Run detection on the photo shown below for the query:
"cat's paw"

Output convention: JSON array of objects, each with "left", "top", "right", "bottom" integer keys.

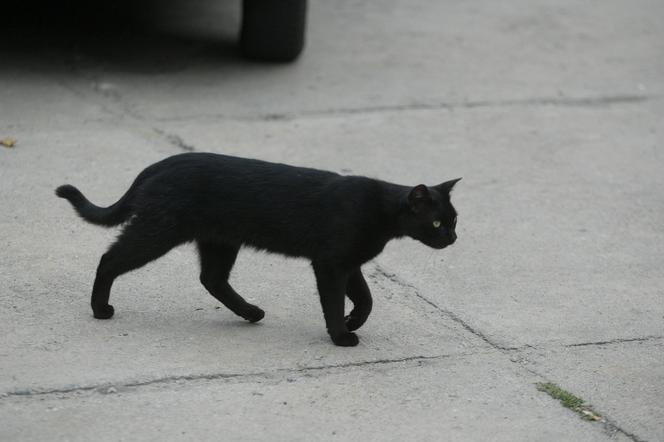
[
  {"left": 330, "top": 331, "right": 359, "bottom": 347},
  {"left": 242, "top": 305, "right": 265, "bottom": 323},
  {"left": 92, "top": 304, "right": 115, "bottom": 320},
  {"left": 345, "top": 314, "right": 364, "bottom": 332}
]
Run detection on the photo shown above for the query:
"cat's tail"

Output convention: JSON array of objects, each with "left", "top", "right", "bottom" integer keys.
[{"left": 55, "top": 184, "right": 134, "bottom": 227}]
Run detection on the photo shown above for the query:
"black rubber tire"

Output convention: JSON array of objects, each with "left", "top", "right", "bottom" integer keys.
[{"left": 240, "top": 0, "right": 307, "bottom": 62}]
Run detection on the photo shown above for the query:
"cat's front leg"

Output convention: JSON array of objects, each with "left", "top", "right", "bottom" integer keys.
[
  {"left": 345, "top": 269, "right": 372, "bottom": 332},
  {"left": 313, "top": 264, "right": 359, "bottom": 347}
]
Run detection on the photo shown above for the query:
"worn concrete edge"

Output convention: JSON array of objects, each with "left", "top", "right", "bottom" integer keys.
[
  {"left": 149, "top": 93, "right": 660, "bottom": 123},
  {"left": 0, "top": 351, "right": 486, "bottom": 400},
  {"left": 564, "top": 336, "right": 664, "bottom": 348}
]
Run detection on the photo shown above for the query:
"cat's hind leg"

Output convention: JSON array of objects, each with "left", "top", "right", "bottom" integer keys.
[
  {"left": 197, "top": 241, "right": 265, "bottom": 323},
  {"left": 345, "top": 269, "right": 373, "bottom": 332},
  {"left": 91, "top": 217, "right": 182, "bottom": 319}
]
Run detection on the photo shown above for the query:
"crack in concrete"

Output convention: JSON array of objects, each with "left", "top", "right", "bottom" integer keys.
[
  {"left": 152, "top": 128, "right": 196, "bottom": 152},
  {"left": 2, "top": 352, "right": 472, "bottom": 400},
  {"left": 371, "top": 264, "right": 523, "bottom": 351},
  {"left": 599, "top": 418, "right": 650, "bottom": 442},
  {"left": 565, "top": 335, "right": 663, "bottom": 348},
  {"left": 50, "top": 66, "right": 148, "bottom": 124},
  {"left": 154, "top": 93, "right": 656, "bottom": 123},
  {"left": 294, "top": 94, "right": 655, "bottom": 118},
  {"left": 48, "top": 70, "right": 196, "bottom": 155}
]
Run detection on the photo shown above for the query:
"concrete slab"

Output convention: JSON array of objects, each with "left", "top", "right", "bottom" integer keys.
[
  {"left": 520, "top": 339, "right": 664, "bottom": 442},
  {"left": 0, "top": 352, "right": 626, "bottom": 442},
  {"left": 1, "top": 0, "right": 663, "bottom": 439}
]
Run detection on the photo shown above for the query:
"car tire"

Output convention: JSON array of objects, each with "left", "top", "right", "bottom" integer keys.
[{"left": 240, "top": 0, "right": 307, "bottom": 62}]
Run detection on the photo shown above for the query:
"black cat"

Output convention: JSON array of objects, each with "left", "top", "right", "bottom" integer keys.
[{"left": 56, "top": 153, "right": 460, "bottom": 346}]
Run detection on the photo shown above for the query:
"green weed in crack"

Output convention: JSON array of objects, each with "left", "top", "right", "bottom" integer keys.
[{"left": 536, "top": 382, "right": 601, "bottom": 421}]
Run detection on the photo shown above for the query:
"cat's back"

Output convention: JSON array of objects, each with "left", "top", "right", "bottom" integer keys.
[
  {"left": 140, "top": 152, "right": 344, "bottom": 217},
  {"left": 152, "top": 152, "right": 338, "bottom": 188}
]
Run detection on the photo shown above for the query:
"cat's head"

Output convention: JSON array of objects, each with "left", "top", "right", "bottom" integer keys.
[{"left": 401, "top": 178, "right": 461, "bottom": 249}]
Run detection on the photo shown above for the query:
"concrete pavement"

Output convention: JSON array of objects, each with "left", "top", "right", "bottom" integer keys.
[{"left": 1, "top": 0, "right": 662, "bottom": 440}]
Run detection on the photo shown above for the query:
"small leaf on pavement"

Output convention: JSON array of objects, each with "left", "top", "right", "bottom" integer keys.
[{"left": 1, "top": 137, "right": 17, "bottom": 148}]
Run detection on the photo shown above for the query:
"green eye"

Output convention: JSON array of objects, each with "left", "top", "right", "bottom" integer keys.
[{"left": 433, "top": 220, "right": 441, "bottom": 228}]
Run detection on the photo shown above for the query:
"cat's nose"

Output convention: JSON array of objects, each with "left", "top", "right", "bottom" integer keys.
[{"left": 449, "top": 231, "right": 457, "bottom": 244}]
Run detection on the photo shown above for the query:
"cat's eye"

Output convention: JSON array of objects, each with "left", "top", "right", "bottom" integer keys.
[{"left": 433, "top": 220, "right": 441, "bottom": 228}]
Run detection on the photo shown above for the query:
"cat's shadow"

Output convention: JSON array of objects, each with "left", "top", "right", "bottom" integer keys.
[
  {"left": 2, "top": 0, "right": 252, "bottom": 74},
  {"left": 106, "top": 309, "right": 328, "bottom": 348}
]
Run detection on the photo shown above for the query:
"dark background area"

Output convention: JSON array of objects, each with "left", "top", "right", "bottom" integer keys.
[{"left": 3, "top": 0, "right": 240, "bottom": 72}]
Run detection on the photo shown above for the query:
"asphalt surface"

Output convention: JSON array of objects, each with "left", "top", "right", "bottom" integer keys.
[{"left": 1, "top": 0, "right": 663, "bottom": 441}]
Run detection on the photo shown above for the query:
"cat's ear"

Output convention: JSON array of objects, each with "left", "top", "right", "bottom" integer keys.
[
  {"left": 408, "top": 184, "right": 431, "bottom": 213},
  {"left": 437, "top": 177, "right": 462, "bottom": 194}
]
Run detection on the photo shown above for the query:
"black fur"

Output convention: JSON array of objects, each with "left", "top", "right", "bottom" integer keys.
[{"left": 56, "top": 153, "right": 460, "bottom": 346}]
